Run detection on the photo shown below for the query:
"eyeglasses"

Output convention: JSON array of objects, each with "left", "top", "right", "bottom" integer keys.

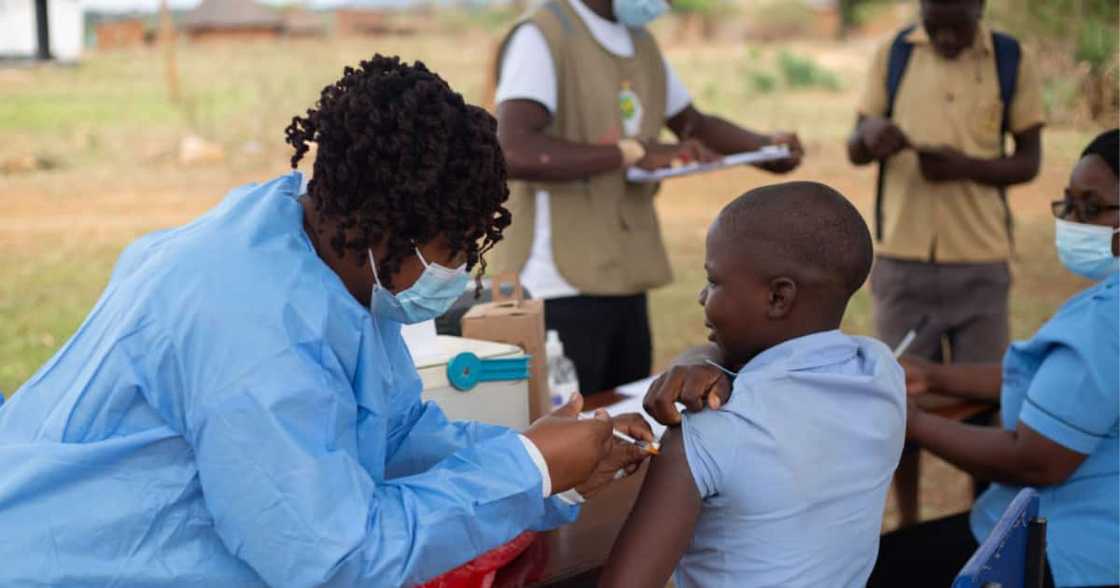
[{"left": 1050, "top": 197, "right": 1120, "bottom": 222}]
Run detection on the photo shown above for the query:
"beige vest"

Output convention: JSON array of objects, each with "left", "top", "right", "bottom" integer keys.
[{"left": 489, "top": 0, "right": 671, "bottom": 296}]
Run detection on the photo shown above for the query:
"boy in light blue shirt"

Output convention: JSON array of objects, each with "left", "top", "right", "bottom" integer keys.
[{"left": 601, "top": 182, "right": 907, "bottom": 588}]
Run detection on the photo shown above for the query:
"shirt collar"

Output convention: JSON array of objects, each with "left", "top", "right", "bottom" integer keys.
[
  {"left": 738, "top": 329, "right": 857, "bottom": 376},
  {"left": 569, "top": 0, "right": 625, "bottom": 34},
  {"left": 906, "top": 21, "right": 993, "bottom": 55},
  {"left": 292, "top": 170, "right": 309, "bottom": 197}
]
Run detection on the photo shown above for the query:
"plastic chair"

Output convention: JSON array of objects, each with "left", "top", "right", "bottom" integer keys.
[{"left": 953, "top": 488, "right": 1047, "bottom": 588}]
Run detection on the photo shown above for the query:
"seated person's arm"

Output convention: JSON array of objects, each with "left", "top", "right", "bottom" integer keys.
[
  {"left": 909, "top": 345, "right": 1107, "bottom": 487},
  {"left": 668, "top": 105, "right": 802, "bottom": 173},
  {"left": 599, "top": 429, "right": 702, "bottom": 588},
  {"left": 900, "top": 357, "right": 1003, "bottom": 402},
  {"left": 910, "top": 412, "right": 1087, "bottom": 487}
]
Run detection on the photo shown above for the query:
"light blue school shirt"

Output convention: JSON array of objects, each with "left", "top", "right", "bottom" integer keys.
[
  {"left": 971, "top": 271, "right": 1119, "bottom": 588},
  {"left": 0, "top": 172, "right": 577, "bottom": 587},
  {"left": 676, "top": 330, "right": 907, "bottom": 588}
]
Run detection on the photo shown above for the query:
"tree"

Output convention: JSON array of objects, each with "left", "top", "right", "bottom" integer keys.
[
  {"left": 671, "top": 0, "right": 729, "bottom": 42},
  {"left": 989, "top": 0, "right": 1119, "bottom": 122}
]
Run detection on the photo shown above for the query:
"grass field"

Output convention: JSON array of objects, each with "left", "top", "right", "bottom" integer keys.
[{"left": 0, "top": 28, "right": 1103, "bottom": 527}]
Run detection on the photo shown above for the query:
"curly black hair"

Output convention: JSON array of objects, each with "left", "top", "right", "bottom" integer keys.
[{"left": 286, "top": 54, "right": 511, "bottom": 290}]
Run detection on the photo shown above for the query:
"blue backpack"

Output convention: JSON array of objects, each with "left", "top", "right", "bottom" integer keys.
[{"left": 875, "top": 25, "right": 1022, "bottom": 243}]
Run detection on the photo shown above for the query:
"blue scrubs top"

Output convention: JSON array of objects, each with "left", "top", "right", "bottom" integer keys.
[
  {"left": 0, "top": 172, "right": 577, "bottom": 587},
  {"left": 971, "top": 272, "right": 1119, "bottom": 587}
]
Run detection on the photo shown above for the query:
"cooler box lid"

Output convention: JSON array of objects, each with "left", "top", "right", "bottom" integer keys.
[{"left": 414, "top": 335, "right": 525, "bottom": 391}]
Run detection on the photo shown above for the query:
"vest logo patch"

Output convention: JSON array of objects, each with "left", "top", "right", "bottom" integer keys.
[{"left": 619, "top": 81, "right": 644, "bottom": 138}]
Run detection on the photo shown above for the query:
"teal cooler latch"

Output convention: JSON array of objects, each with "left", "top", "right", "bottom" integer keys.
[{"left": 447, "top": 352, "right": 531, "bottom": 392}]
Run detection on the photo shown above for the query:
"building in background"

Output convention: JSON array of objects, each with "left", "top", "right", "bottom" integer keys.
[
  {"left": 94, "top": 17, "right": 148, "bottom": 49},
  {"left": 0, "top": 0, "right": 84, "bottom": 61},
  {"left": 334, "top": 7, "right": 391, "bottom": 36},
  {"left": 282, "top": 7, "right": 327, "bottom": 38},
  {"left": 179, "top": 0, "right": 284, "bottom": 42}
]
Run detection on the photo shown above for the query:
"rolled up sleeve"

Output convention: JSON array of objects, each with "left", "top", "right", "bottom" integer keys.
[{"left": 681, "top": 410, "right": 739, "bottom": 500}]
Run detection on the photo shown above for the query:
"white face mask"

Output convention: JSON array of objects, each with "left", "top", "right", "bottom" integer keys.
[
  {"left": 1055, "top": 218, "right": 1120, "bottom": 281},
  {"left": 368, "top": 248, "right": 469, "bottom": 324}
]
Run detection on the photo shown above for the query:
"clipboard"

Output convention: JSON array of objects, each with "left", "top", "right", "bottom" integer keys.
[{"left": 626, "top": 144, "right": 792, "bottom": 183}]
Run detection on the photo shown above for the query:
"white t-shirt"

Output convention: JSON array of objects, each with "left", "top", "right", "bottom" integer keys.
[{"left": 495, "top": 0, "right": 691, "bottom": 299}]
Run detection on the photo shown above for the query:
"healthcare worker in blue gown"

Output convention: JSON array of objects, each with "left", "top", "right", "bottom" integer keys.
[{"left": 0, "top": 55, "right": 658, "bottom": 587}]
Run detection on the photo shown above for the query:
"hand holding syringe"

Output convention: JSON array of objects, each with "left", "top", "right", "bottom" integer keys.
[{"left": 579, "top": 412, "right": 660, "bottom": 455}]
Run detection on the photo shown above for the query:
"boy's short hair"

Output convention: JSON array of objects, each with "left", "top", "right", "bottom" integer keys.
[{"left": 719, "top": 181, "right": 873, "bottom": 298}]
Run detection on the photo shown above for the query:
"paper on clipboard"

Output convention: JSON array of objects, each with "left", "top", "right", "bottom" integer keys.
[{"left": 626, "top": 144, "right": 792, "bottom": 183}]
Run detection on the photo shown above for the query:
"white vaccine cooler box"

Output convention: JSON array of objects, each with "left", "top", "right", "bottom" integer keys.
[{"left": 409, "top": 328, "right": 531, "bottom": 430}]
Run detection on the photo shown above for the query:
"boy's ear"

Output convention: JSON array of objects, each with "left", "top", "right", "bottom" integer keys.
[{"left": 766, "top": 276, "right": 797, "bottom": 319}]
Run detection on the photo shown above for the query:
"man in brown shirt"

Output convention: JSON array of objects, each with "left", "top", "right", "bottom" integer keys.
[{"left": 848, "top": 0, "right": 1045, "bottom": 526}]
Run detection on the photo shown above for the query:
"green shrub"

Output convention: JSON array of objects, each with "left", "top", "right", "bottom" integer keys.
[
  {"left": 672, "top": 0, "right": 724, "bottom": 14},
  {"left": 746, "top": 70, "right": 778, "bottom": 95},
  {"left": 745, "top": 0, "right": 815, "bottom": 40},
  {"left": 777, "top": 50, "right": 841, "bottom": 91},
  {"left": 1076, "top": 18, "right": 1118, "bottom": 74}
]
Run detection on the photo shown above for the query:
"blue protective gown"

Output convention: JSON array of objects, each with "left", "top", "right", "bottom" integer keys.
[{"left": 0, "top": 172, "right": 577, "bottom": 587}]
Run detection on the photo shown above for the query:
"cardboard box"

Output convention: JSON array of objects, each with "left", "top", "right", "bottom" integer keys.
[{"left": 461, "top": 275, "right": 550, "bottom": 421}]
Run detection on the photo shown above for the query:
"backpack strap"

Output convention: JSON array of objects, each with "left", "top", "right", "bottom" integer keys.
[
  {"left": 875, "top": 25, "right": 917, "bottom": 241},
  {"left": 991, "top": 31, "right": 1022, "bottom": 250},
  {"left": 991, "top": 31, "right": 1021, "bottom": 138},
  {"left": 884, "top": 25, "right": 917, "bottom": 119}
]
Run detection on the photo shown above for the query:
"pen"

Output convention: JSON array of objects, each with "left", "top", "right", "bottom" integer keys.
[{"left": 893, "top": 315, "right": 930, "bottom": 359}]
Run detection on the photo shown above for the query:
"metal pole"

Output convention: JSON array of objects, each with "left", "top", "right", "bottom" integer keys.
[
  {"left": 34, "top": 0, "right": 51, "bottom": 60},
  {"left": 1026, "top": 517, "right": 1048, "bottom": 588},
  {"left": 160, "top": 0, "right": 181, "bottom": 104}
]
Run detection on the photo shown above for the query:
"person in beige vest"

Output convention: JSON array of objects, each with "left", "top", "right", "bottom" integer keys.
[{"left": 491, "top": 0, "right": 803, "bottom": 396}]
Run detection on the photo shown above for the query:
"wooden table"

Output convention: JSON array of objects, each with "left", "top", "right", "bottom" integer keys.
[{"left": 508, "top": 390, "right": 992, "bottom": 588}]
